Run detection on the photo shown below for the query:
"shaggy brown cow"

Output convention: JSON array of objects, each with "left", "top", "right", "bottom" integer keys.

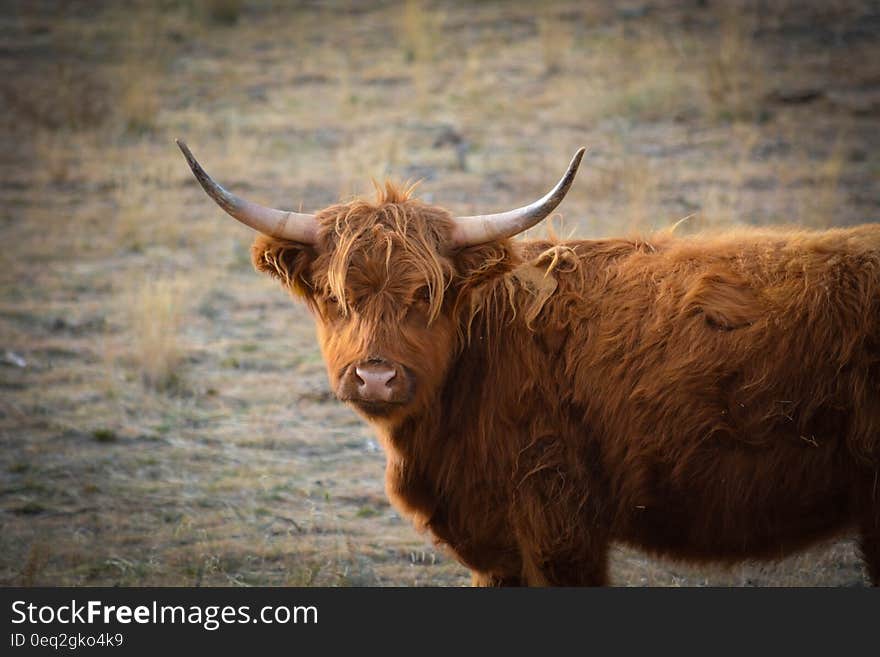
[{"left": 177, "top": 139, "right": 880, "bottom": 586}]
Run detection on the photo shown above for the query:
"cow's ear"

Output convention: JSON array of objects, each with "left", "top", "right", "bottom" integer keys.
[
  {"left": 251, "top": 235, "right": 316, "bottom": 298},
  {"left": 451, "top": 241, "right": 519, "bottom": 293}
]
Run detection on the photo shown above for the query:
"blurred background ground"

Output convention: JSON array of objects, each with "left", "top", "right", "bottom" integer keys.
[{"left": 0, "top": 0, "right": 877, "bottom": 586}]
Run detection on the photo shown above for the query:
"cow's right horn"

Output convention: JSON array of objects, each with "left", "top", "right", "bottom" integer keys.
[{"left": 176, "top": 139, "right": 318, "bottom": 244}]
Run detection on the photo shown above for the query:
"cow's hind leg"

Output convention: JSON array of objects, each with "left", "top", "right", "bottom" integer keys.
[
  {"left": 859, "top": 488, "right": 880, "bottom": 586},
  {"left": 859, "top": 530, "right": 879, "bottom": 586}
]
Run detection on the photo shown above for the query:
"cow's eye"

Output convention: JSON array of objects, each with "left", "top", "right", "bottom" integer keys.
[{"left": 414, "top": 288, "right": 431, "bottom": 305}]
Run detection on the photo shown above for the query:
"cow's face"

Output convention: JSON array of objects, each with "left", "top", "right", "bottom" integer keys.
[
  {"left": 252, "top": 185, "right": 511, "bottom": 423},
  {"left": 175, "top": 140, "right": 582, "bottom": 423}
]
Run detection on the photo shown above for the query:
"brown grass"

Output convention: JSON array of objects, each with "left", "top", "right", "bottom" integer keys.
[
  {"left": 1, "top": 0, "right": 877, "bottom": 587},
  {"left": 401, "top": 0, "right": 438, "bottom": 66},
  {"left": 537, "top": 10, "right": 572, "bottom": 77},
  {"left": 703, "top": 5, "right": 767, "bottom": 122},
  {"left": 399, "top": 0, "right": 444, "bottom": 115},
  {"left": 126, "top": 277, "right": 189, "bottom": 391},
  {"left": 800, "top": 137, "right": 847, "bottom": 228}
]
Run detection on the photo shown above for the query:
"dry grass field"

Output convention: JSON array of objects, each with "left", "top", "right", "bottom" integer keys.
[{"left": 1, "top": 0, "right": 878, "bottom": 586}]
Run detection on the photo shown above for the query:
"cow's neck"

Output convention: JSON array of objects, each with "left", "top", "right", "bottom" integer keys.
[{"left": 376, "top": 306, "right": 539, "bottom": 551}]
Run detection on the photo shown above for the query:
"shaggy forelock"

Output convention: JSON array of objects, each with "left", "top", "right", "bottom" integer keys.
[{"left": 315, "top": 181, "right": 455, "bottom": 323}]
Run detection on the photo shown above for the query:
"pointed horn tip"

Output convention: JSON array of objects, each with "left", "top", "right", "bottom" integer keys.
[
  {"left": 175, "top": 138, "right": 193, "bottom": 160},
  {"left": 175, "top": 140, "right": 204, "bottom": 179}
]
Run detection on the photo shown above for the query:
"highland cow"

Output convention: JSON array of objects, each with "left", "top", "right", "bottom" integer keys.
[{"left": 177, "top": 139, "right": 880, "bottom": 586}]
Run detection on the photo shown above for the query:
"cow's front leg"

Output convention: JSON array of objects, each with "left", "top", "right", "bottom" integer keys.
[
  {"left": 471, "top": 571, "right": 524, "bottom": 587},
  {"left": 510, "top": 465, "right": 610, "bottom": 586},
  {"left": 520, "top": 546, "right": 610, "bottom": 586}
]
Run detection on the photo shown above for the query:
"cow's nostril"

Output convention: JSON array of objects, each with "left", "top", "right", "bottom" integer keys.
[
  {"left": 355, "top": 365, "right": 396, "bottom": 388},
  {"left": 349, "top": 360, "right": 401, "bottom": 404}
]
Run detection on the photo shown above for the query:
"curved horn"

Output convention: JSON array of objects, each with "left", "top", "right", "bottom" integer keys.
[
  {"left": 451, "top": 147, "right": 586, "bottom": 247},
  {"left": 175, "top": 139, "right": 318, "bottom": 243}
]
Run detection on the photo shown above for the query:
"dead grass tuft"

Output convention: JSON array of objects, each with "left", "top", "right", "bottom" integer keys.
[
  {"left": 622, "top": 156, "right": 661, "bottom": 231},
  {"left": 126, "top": 277, "right": 189, "bottom": 392},
  {"left": 111, "top": 6, "right": 173, "bottom": 136},
  {"left": 537, "top": 11, "right": 572, "bottom": 77},
  {"left": 704, "top": 6, "right": 767, "bottom": 122},
  {"left": 798, "top": 138, "right": 847, "bottom": 229},
  {"left": 20, "top": 542, "right": 52, "bottom": 586},
  {"left": 400, "top": 0, "right": 438, "bottom": 65},
  {"left": 399, "top": 0, "right": 444, "bottom": 114},
  {"left": 118, "top": 64, "right": 162, "bottom": 136}
]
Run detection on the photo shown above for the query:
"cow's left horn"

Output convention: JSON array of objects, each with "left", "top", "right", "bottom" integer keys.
[
  {"left": 176, "top": 139, "right": 318, "bottom": 244},
  {"left": 450, "top": 147, "right": 585, "bottom": 247}
]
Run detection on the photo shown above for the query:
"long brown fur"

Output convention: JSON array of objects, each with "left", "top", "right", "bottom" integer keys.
[{"left": 252, "top": 182, "right": 880, "bottom": 586}]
